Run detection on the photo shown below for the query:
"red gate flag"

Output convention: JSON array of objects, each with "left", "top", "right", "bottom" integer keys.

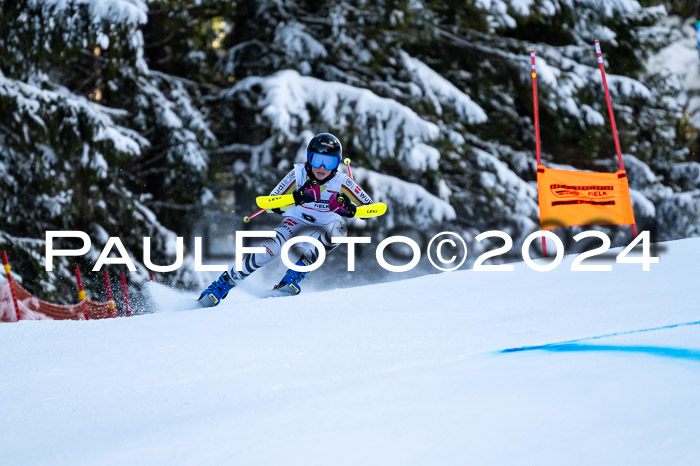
[
  {"left": 537, "top": 165, "right": 636, "bottom": 230},
  {"left": 530, "top": 45, "right": 637, "bottom": 245}
]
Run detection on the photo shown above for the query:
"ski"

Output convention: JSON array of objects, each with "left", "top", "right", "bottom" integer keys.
[{"left": 255, "top": 195, "right": 387, "bottom": 218}]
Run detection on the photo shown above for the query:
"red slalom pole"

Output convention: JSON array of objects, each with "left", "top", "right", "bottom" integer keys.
[
  {"left": 120, "top": 273, "right": 131, "bottom": 317},
  {"left": 103, "top": 270, "right": 117, "bottom": 318},
  {"left": 595, "top": 40, "right": 637, "bottom": 236},
  {"left": 344, "top": 158, "right": 354, "bottom": 179},
  {"left": 595, "top": 40, "right": 625, "bottom": 172},
  {"left": 75, "top": 265, "right": 89, "bottom": 320},
  {"left": 2, "top": 251, "right": 21, "bottom": 322},
  {"left": 531, "top": 50, "right": 548, "bottom": 257},
  {"left": 531, "top": 51, "right": 542, "bottom": 166}
]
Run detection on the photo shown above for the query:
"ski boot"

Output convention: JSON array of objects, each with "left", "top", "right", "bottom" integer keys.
[
  {"left": 272, "top": 260, "right": 308, "bottom": 296},
  {"left": 198, "top": 271, "right": 239, "bottom": 307}
]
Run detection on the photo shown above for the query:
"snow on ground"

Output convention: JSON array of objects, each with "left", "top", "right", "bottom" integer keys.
[{"left": 1, "top": 238, "right": 700, "bottom": 465}]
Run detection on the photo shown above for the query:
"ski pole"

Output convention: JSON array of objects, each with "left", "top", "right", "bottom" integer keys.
[
  {"left": 243, "top": 208, "right": 265, "bottom": 223},
  {"left": 344, "top": 158, "right": 353, "bottom": 179}
]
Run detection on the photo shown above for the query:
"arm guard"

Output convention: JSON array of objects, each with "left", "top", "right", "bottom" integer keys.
[
  {"left": 339, "top": 176, "right": 374, "bottom": 206},
  {"left": 269, "top": 169, "right": 297, "bottom": 196}
]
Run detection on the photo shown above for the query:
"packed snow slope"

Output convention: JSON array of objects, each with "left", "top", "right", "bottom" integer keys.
[{"left": 2, "top": 238, "right": 700, "bottom": 466}]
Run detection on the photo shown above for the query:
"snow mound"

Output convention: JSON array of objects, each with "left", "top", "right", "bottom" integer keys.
[{"left": 1, "top": 238, "right": 699, "bottom": 465}]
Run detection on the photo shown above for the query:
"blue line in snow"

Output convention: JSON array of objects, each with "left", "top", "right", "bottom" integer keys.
[
  {"left": 500, "top": 320, "right": 700, "bottom": 354},
  {"left": 517, "top": 344, "right": 700, "bottom": 362}
]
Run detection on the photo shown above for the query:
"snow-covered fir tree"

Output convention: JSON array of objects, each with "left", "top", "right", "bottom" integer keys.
[
  {"left": 1, "top": 0, "right": 699, "bottom": 301},
  {"left": 212, "top": 0, "right": 700, "bottom": 250},
  {"left": 0, "top": 0, "right": 215, "bottom": 302}
]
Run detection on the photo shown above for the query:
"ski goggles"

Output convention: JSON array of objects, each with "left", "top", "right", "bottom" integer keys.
[{"left": 308, "top": 151, "right": 340, "bottom": 170}]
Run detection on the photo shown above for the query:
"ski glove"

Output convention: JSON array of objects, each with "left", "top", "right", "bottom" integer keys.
[
  {"left": 293, "top": 179, "right": 322, "bottom": 205},
  {"left": 329, "top": 193, "right": 356, "bottom": 218}
]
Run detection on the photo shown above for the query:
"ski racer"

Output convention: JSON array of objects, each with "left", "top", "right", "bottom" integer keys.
[{"left": 198, "top": 133, "right": 374, "bottom": 307}]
